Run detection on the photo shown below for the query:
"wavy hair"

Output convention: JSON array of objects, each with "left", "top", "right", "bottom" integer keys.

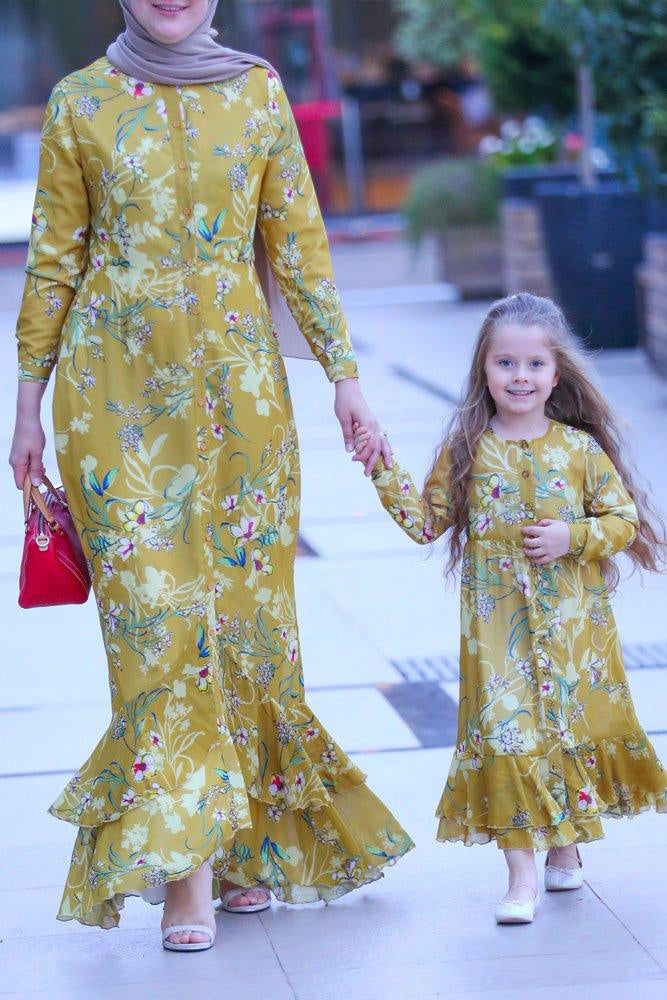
[{"left": 431, "top": 292, "right": 667, "bottom": 586}]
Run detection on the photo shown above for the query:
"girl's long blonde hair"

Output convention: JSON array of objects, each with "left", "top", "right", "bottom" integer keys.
[{"left": 433, "top": 292, "right": 666, "bottom": 585}]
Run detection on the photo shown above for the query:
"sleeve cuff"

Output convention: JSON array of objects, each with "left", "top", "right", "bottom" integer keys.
[{"left": 567, "top": 521, "right": 588, "bottom": 556}]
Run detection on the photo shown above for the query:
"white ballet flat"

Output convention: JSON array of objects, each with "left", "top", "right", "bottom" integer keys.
[
  {"left": 544, "top": 846, "right": 584, "bottom": 891},
  {"left": 218, "top": 887, "right": 271, "bottom": 914},
  {"left": 162, "top": 923, "right": 216, "bottom": 952},
  {"left": 494, "top": 886, "right": 540, "bottom": 924}
]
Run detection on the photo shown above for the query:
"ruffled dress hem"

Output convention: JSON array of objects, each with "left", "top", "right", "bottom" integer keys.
[{"left": 435, "top": 734, "right": 667, "bottom": 850}]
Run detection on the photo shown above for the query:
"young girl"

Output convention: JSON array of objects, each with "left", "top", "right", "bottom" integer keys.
[{"left": 354, "top": 293, "right": 667, "bottom": 923}]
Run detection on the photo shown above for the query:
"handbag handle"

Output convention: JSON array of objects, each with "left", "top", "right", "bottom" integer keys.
[{"left": 22, "top": 472, "right": 61, "bottom": 529}]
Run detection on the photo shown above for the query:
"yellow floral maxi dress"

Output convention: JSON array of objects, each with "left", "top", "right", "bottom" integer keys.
[
  {"left": 15, "top": 59, "right": 413, "bottom": 927},
  {"left": 370, "top": 421, "right": 666, "bottom": 849}
]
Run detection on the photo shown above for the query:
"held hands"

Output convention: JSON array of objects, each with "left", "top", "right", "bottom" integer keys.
[
  {"left": 334, "top": 378, "right": 392, "bottom": 476},
  {"left": 521, "top": 519, "right": 570, "bottom": 564},
  {"left": 352, "top": 422, "right": 393, "bottom": 476}
]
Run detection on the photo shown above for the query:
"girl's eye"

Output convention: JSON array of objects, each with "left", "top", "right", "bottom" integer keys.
[
  {"left": 530, "top": 360, "right": 545, "bottom": 368},
  {"left": 499, "top": 359, "right": 513, "bottom": 368}
]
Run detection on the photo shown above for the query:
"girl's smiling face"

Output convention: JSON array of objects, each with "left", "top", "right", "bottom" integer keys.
[
  {"left": 130, "top": 1, "right": 210, "bottom": 44},
  {"left": 484, "top": 323, "right": 559, "bottom": 417}
]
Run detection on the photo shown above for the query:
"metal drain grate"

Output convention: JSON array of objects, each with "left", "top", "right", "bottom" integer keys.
[{"left": 391, "top": 641, "right": 667, "bottom": 682}]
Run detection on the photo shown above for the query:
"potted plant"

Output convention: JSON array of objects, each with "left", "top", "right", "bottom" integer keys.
[
  {"left": 401, "top": 158, "right": 502, "bottom": 298},
  {"left": 533, "top": 0, "right": 667, "bottom": 348}
]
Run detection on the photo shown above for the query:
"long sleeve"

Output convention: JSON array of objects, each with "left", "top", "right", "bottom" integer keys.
[
  {"left": 567, "top": 437, "right": 638, "bottom": 561},
  {"left": 15, "top": 83, "right": 90, "bottom": 383},
  {"left": 257, "top": 71, "right": 357, "bottom": 383},
  {"left": 370, "top": 446, "right": 453, "bottom": 545}
]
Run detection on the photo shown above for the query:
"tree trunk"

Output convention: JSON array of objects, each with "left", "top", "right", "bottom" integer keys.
[{"left": 577, "top": 61, "right": 596, "bottom": 189}]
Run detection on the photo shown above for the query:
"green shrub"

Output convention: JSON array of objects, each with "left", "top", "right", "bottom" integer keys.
[{"left": 401, "top": 159, "right": 501, "bottom": 245}]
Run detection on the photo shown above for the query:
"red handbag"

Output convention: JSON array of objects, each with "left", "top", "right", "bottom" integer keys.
[{"left": 19, "top": 473, "right": 91, "bottom": 608}]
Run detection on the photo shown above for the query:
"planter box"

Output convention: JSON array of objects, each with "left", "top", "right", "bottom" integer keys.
[
  {"left": 638, "top": 234, "right": 667, "bottom": 377},
  {"left": 536, "top": 182, "right": 645, "bottom": 349},
  {"left": 501, "top": 199, "right": 554, "bottom": 297},
  {"left": 500, "top": 167, "right": 617, "bottom": 299},
  {"left": 438, "top": 224, "right": 502, "bottom": 299}
]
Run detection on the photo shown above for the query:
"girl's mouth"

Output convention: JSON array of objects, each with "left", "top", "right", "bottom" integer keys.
[
  {"left": 507, "top": 388, "right": 534, "bottom": 397},
  {"left": 152, "top": 3, "right": 187, "bottom": 14}
]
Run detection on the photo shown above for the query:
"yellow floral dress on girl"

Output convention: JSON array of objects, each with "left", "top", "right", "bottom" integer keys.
[
  {"left": 371, "top": 419, "right": 667, "bottom": 848},
  {"left": 15, "top": 60, "right": 413, "bottom": 927}
]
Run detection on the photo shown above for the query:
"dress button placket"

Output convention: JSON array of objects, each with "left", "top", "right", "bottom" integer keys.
[{"left": 162, "top": 86, "right": 225, "bottom": 724}]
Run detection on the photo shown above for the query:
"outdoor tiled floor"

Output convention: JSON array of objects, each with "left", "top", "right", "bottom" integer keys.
[{"left": 1, "top": 247, "right": 667, "bottom": 998}]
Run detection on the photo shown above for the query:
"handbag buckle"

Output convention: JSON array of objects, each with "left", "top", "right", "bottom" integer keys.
[{"left": 35, "top": 532, "right": 50, "bottom": 551}]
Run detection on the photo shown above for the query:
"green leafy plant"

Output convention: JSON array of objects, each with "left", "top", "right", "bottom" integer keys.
[{"left": 401, "top": 158, "right": 500, "bottom": 246}]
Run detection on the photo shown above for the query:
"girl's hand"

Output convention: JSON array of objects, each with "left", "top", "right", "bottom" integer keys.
[
  {"left": 334, "top": 378, "right": 391, "bottom": 475},
  {"left": 9, "top": 413, "right": 46, "bottom": 489},
  {"left": 521, "top": 519, "right": 570, "bottom": 564},
  {"left": 353, "top": 423, "right": 393, "bottom": 474}
]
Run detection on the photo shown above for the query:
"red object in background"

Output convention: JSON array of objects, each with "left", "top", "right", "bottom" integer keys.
[{"left": 292, "top": 100, "right": 340, "bottom": 208}]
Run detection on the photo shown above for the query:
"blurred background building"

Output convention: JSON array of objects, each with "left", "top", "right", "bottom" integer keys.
[{"left": 0, "top": 0, "right": 665, "bottom": 358}]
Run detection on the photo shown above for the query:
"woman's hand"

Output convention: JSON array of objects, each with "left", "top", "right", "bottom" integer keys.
[
  {"left": 9, "top": 382, "right": 47, "bottom": 489},
  {"left": 333, "top": 378, "right": 391, "bottom": 476},
  {"left": 521, "top": 519, "right": 570, "bottom": 564},
  {"left": 353, "top": 423, "right": 393, "bottom": 476}
]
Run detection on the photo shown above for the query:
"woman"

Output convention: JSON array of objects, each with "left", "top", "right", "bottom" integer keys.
[{"left": 10, "top": 0, "right": 412, "bottom": 951}]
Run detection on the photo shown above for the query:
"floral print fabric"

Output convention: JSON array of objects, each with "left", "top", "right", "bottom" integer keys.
[
  {"left": 16, "top": 59, "right": 412, "bottom": 927},
  {"left": 371, "top": 420, "right": 667, "bottom": 848}
]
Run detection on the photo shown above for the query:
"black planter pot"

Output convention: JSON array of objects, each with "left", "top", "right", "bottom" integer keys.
[
  {"left": 502, "top": 166, "right": 580, "bottom": 200},
  {"left": 535, "top": 181, "right": 645, "bottom": 349}
]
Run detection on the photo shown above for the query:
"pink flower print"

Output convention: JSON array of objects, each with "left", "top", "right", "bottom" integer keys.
[
  {"left": 288, "top": 639, "right": 299, "bottom": 665},
  {"left": 149, "top": 730, "right": 162, "bottom": 748},
  {"left": 577, "top": 788, "right": 594, "bottom": 811},
  {"left": 421, "top": 519, "right": 434, "bottom": 543},
  {"left": 127, "top": 78, "right": 153, "bottom": 99},
  {"left": 92, "top": 253, "right": 105, "bottom": 272},
  {"left": 155, "top": 98, "right": 167, "bottom": 121},
  {"left": 475, "top": 512, "right": 491, "bottom": 535},
  {"left": 118, "top": 537, "right": 136, "bottom": 560},
  {"left": 72, "top": 226, "right": 88, "bottom": 242},
  {"left": 516, "top": 572, "right": 531, "bottom": 598},
  {"left": 132, "top": 752, "right": 155, "bottom": 780},
  {"left": 133, "top": 855, "right": 147, "bottom": 867},
  {"left": 280, "top": 628, "right": 289, "bottom": 641},
  {"left": 101, "top": 559, "right": 114, "bottom": 578},
  {"left": 268, "top": 99, "right": 279, "bottom": 114},
  {"left": 304, "top": 725, "right": 319, "bottom": 741},
  {"left": 541, "top": 680, "right": 554, "bottom": 696},
  {"left": 196, "top": 666, "right": 210, "bottom": 692},
  {"left": 269, "top": 773, "right": 286, "bottom": 796},
  {"left": 283, "top": 186, "right": 295, "bottom": 203},
  {"left": 97, "top": 229, "right": 110, "bottom": 244},
  {"left": 551, "top": 477, "right": 566, "bottom": 491},
  {"left": 470, "top": 754, "right": 482, "bottom": 770},
  {"left": 400, "top": 479, "right": 411, "bottom": 495},
  {"left": 499, "top": 557, "right": 512, "bottom": 571},
  {"left": 586, "top": 755, "right": 596, "bottom": 768},
  {"left": 121, "top": 789, "right": 136, "bottom": 806},
  {"left": 472, "top": 729, "right": 482, "bottom": 748},
  {"left": 107, "top": 66, "right": 121, "bottom": 76},
  {"left": 223, "top": 495, "right": 238, "bottom": 513},
  {"left": 390, "top": 505, "right": 414, "bottom": 529},
  {"left": 225, "top": 310, "right": 240, "bottom": 324},
  {"left": 211, "top": 422, "right": 224, "bottom": 439},
  {"left": 204, "top": 393, "right": 214, "bottom": 415},
  {"left": 456, "top": 741, "right": 466, "bottom": 757},
  {"left": 254, "top": 491, "right": 266, "bottom": 504},
  {"left": 294, "top": 771, "right": 305, "bottom": 792},
  {"left": 230, "top": 517, "right": 258, "bottom": 542},
  {"left": 233, "top": 727, "right": 249, "bottom": 746},
  {"left": 251, "top": 548, "right": 273, "bottom": 575}
]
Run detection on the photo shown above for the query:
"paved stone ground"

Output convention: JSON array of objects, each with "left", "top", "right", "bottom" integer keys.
[{"left": 2, "top": 241, "right": 667, "bottom": 999}]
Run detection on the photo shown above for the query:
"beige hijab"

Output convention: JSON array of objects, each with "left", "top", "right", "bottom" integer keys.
[{"left": 107, "top": 0, "right": 314, "bottom": 360}]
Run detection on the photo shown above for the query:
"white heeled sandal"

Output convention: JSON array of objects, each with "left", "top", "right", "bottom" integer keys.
[
  {"left": 494, "top": 884, "right": 540, "bottom": 924},
  {"left": 544, "top": 846, "right": 584, "bottom": 891},
  {"left": 162, "top": 923, "right": 216, "bottom": 952},
  {"left": 218, "top": 886, "right": 271, "bottom": 914}
]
